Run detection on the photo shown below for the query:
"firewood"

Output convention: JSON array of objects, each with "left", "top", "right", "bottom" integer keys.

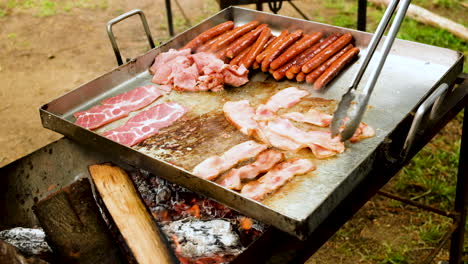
[
  {"left": 89, "top": 163, "right": 175, "bottom": 264},
  {"left": 33, "top": 178, "right": 124, "bottom": 264},
  {"left": 369, "top": 0, "right": 468, "bottom": 41}
]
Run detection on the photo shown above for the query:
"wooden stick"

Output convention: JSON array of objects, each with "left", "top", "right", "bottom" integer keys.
[
  {"left": 89, "top": 164, "right": 174, "bottom": 264},
  {"left": 369, "top": 0, "right": 468, "bottom": 41},
  {"left": 33, "top": 178, "right": 124, "bottom": 264}
]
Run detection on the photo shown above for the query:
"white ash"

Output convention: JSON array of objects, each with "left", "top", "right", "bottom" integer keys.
[
  {"left": 162, "top": 219, "right": 243, "bottom": 258},
  {"left": 0, "top": 227, "right": 52, "bottom": 256}
]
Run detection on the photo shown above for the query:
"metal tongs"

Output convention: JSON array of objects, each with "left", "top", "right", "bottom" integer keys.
[{"left": 331, "top": 0, "right": 412, "bottom": 141}]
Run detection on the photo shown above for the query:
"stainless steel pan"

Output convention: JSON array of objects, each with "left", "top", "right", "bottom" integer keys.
[{"left": 40, "top": 7, "right": 464, "bottom": 239}]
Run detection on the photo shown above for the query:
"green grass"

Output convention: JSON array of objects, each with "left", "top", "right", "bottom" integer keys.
[
  {"left": 395, "top": 134, "right": 460, "bottom": 211},
  {"left": 321, "top": 0, "right": 467, "bottom": 73},
  {"left": 380, "top": 244, "right": 409, "bottom": 264}
]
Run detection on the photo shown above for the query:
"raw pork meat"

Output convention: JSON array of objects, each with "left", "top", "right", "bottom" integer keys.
[{"left": 102, "top": 102, "right": 187, "bottom": 147}]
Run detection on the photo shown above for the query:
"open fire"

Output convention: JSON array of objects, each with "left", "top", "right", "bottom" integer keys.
[{"left": 130, "top": 169, "right": 265, "bottom": 263}]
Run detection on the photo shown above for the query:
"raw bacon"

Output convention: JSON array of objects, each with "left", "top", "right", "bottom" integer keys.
[
  {"left": 217, "top": 149, "right": 284, "bottom": 190},
  {"left": 349, "top": 121, "right": 375, "bottom": 143},
  {"left": 267, "top": 118, "right": 345, "bottom": 158},
  {"left": 192, "top": 140, "right": 268, "bottom": 180},
  {"left": 150, "top": 49, "right": 249, "bottom": 92},
  {"left": 255, "top": 87, "right": 309, "bottom": 120},
  {"left": 282, "top": 108, "right": 332, "bottom": 127},
  {"left": 74, "top": 85, "right": 163, "bottom": 130},
  {"left": 241, "top": 158, "right": 316, "bottom": 200},
  {"left": 150, "top": 48, "right": 192, "bottom": 82},
  {"left": 223, "top": 100, "right": 260, "bottom": 137},
  {"left": 102, "top": 102, "right": 187, "bottom": 147},
  {"left": 257, "top": 122, "right": 304, "bottom": 152}
]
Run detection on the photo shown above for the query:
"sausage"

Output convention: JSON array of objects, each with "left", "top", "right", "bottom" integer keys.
[
  {"left": 256, "top": 30, "right": 288, "bottom": 63},
  {"left": 302, "top": 33, "right": 353, "bottom": 73},
  {"left": 209, "top": 21, "right": 260, "bottom": 52},
  {"left": 296, "top": 72, "right": 306, "bottom": 82},
  {"left": 286, "top": 34, "right": 340, "bottom": 78},
  {"left": 183, "top": 21, "right": 235, "bottom": 51},
  {"left": 225, "top": 24, "right": 268, "bottom": 59},
  {"left": 269, "top": 32, "right": 323, "bottom": 70},
  {"left": 306, "top": 44, "right": 353, "bottom": 83},
  {"left": 272, "top": 62, "right": 294, "bottom": 80},
  {"left": 261, "top": 30, "right": 303, "bottom": 72},
  {"left": 196, "top": 30, "right": 230, "bottom": 53},
  {"left": 240, "top": 27, "right": 272, "bottom": 68},
  {"left": 313, "top": 47, "right": 360, "bottom": 90},
  {"left": 252, "top": 61, "right": 260, "bottom": 69},
  {"left": 230, "top": 46, "right": 252, "bottom": 65}
]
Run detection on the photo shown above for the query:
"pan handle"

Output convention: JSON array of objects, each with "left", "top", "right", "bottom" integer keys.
[
  {"left": 107, "top": 9, "right": 155, "bottom": 66},
  {"left": 401, "top": 82, "right": 450, "bottom": 158}
]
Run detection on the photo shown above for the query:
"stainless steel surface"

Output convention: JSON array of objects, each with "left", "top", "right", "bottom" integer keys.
[
  {"left": 402, "top": 83, "right": 449, "bottom": 158},
  {"left": 107, "top": 9, "right": 155, "bottom": 66},
  {"left": 331, "top": 0, "right": 411, "bottom": 140},
  {"left": 39, "top": 7, "right": 464, "bottom": 239}
]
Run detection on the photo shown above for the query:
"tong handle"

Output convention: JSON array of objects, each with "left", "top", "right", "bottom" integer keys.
[
  {"left": 401, "top": 83, "right": 449, "bottom": 159},
  {"left": 107, "top": 9, "right": 155, "bottom": 66},
  {"left": 349, "top": 0, "right": 399, "bottom": 89},
  {"left": 334, "top": 0, "right": 412, "bottom": 141}
]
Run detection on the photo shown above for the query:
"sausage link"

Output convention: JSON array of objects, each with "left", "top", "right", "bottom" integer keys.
[
  {"left": 273, "top": 35, "right": 332, "bottom": 81},
  {"left": 183, "top": 21, "right": 235, "bottom": 51},
  {"left": 196, "top": 30, "right": 231, "bottom": 53},
  {"left": 296, "top": 72, "right": 306, "bottom": 82},
  {"left": 230, "top": 46, "right": 252, "bottom": 66},
  {"left": 256, "top": 30, "right": 288, "bottom": 63},
  {"left": 269, "top": 32, "right": 323, "bottom": 70},
  {"left": 302, "top": 33, "right": 353, "bottom": 73},
  {"left": 252, "top": 61, "right": 260, "bottom": 69},
  {"left": 240, "top": 27, "right": 272, "bottom": 68},
  {"left": 313, "top": 47, "right": 360, "bottom": 90},
  {"left": 272, "top": 62, "right": 294, "bottom": 80},
  {"left": 261, "top": 30, "right": 303, "bottom": 72},
  {"left": 286, "top": 34, "right": 340, "bottom": 77},
  {"left": 209, "top": 21, "right": 260, "bottom": 52},
  {"left": 225, "top": 24, "right": 268, "bottom": 59},
  {"left": 306, "top": 44, "right": 353, "bottom": 83}
]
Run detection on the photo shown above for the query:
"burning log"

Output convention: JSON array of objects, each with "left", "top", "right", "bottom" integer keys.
[
  {"left": 129, "top": 168, "right": 265, "bottom": 263},
  {"left": 33, "top": 178, "right": 124, "bottom": 264},
  {"left": 89, "top": 163, "right": 175, "bottom": 264}
]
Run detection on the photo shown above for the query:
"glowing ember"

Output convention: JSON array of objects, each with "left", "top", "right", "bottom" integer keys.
[{"left": 130, "top": 169, "right": 265, "bottom": 263}]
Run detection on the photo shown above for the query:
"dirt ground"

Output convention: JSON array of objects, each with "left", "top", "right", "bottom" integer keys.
[{"left": 0, "top": 0, "right": 464, "bottom": 263}]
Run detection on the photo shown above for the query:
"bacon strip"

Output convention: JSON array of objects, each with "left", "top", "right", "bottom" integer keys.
[
  {"left": 267, "top": 118, "right": 345, "bottom": 158},
  {"left": 217, "top": 149, "right": 284, "bottom": 190},
  {"left": 282, "top": 108, "right": 332, "bottom": 127},
  {"left": 258, "top": 122, "right": 304, "bottom": 152},
  {"left": 102, "top": 102, "right": 187, "bottom": 147},
  {"left": 74, "top": 85, "right": 163, "bottom": 130},
  {"left": 223, "top": 100, "right": 260, "bottom": 137},
  {"left": 349, "top": 121, "right": 376, "bottom": 143},
  {"left": 241, "top": 159, "right": 316, "bottom": 200},
  {"left": 255, "top": 87, "right": 309, "bottom": 120},
  {"left": 193, "top": 141, "right": 268, "bottom": 180}
]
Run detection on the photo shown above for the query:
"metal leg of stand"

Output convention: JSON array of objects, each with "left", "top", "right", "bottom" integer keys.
[
  {"left": 357, "top": 0, "right": 367, "bottom": 31},
  {"left": 256, "top": 0, "right": 263, "bottom": 11},
  {"left": 449, "top": 108, "right": 467, "bottom": 264},
  {"left": 165, "top": 0, "right": 175, "bottom": 36}
]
